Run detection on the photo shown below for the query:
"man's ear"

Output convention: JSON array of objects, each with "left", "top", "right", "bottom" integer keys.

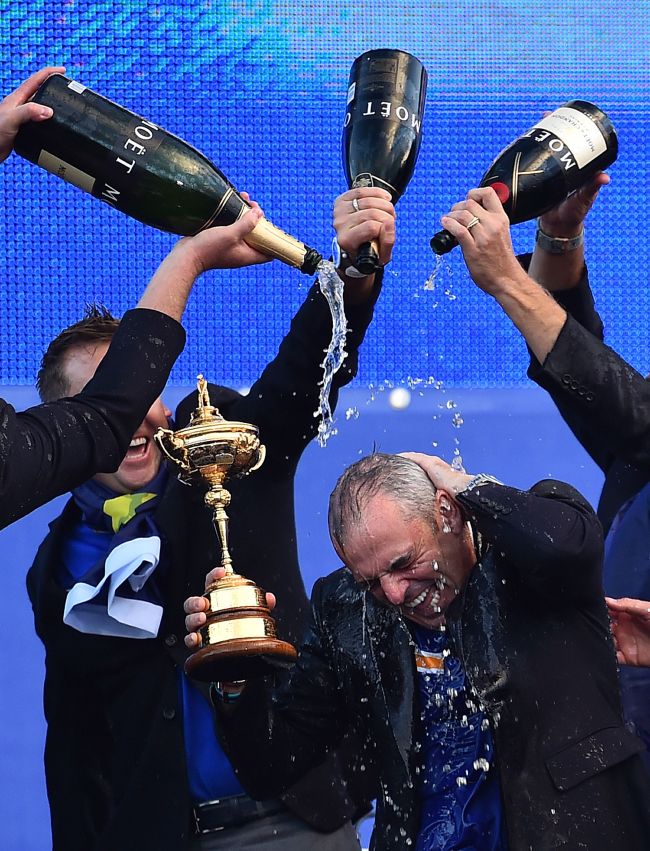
[{"left": 435, "top": 489, "right": 463, "bottom": 533}]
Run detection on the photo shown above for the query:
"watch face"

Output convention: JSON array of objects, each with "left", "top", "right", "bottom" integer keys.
[{"left": 331, "top": 236, "right": 343, "bottom": 268}]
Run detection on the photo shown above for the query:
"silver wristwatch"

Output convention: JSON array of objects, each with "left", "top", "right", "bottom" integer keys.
[
  {"left": 462, "top": 473, "right": 503, "bottom": 493},
  {"left": 535, "top": 222, "right": 584, "bottom": 254},
  {"left": 331, "top": 236, "right": 368, "bottom": 278}
]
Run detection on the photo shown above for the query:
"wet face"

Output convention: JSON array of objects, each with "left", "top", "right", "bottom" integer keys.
[
  {"left": 62, "top": 340, "right": 172, "bottom": 494},
  {"left": 338, "top": 493, "right": 476, "bottom": 630}
]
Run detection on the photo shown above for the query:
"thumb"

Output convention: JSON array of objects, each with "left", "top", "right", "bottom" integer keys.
[
  {"left": 233, "top": 202, "right": 263, "bottom": 237},
  {"left": 2, "top": 101, "right": 54, "bottom": 135}
]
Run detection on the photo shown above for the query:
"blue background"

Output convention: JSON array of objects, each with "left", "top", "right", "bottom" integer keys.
[{"left": 0, "top": 1, "right": 647, "bottom": 848}]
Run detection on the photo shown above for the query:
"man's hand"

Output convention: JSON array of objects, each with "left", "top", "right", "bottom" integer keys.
[
  {"left": 538, "top": 171, "right": 610, "bottom": 238},
  {"left": 184, "top": 566, "right": 277, "bottom": 649},
  {"left": 172, "top": 194, "right": 271, "bottom": 277},
  {"left": 530, "top": 171, "right": 610, "bottom": 292},
  {"left": 606, "top": 597, "right": 650, "bottom": 668},
  {"left": 0, "top": 66, "right": 65, "bottom": 165},
  {"left": 332, "top": 187, "right": 396, "bottom": 303},
  {"left": 399, "top": 452, "right": 474, "bottom": 496},
  {"left": 440, "top": 187, "right": 529, "bottom": 298},
  {"left": 137, "top": 195, "right": 271, "bottom": 320}
]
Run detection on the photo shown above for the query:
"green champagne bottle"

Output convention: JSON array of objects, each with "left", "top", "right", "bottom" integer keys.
[{"left": 15, "top": 74, "right": 322, "bottom": 275}]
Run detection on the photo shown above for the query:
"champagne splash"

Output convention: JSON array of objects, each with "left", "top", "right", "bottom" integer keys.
[
  {"left": 424, "top": 254, "right": 446, "bottom": 290},
  {"left": 315, "top": 260, "right": 348, "bottom": 446}
]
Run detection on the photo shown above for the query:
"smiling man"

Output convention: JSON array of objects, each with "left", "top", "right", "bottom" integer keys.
[{"left": 188, "top": 451, "right": 650, "bottom": 851}]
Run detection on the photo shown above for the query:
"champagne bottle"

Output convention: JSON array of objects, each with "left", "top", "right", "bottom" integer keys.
[
  {"left": 342, "top": 50, "right": 427, "bottom": 274},
  {"left": 430, "top": 100, "right": 618, "bottom": 255},
  {"left": 14, "top": 74, "right": 322, "bottom": 275}
]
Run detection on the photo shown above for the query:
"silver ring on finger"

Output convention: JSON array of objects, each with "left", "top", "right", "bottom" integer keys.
[
  {"left": 352, "top": 197, "right": 361, "bottom": 213},
  {"left": 466, "top": 216, "right": 480, "bottom": 231}
]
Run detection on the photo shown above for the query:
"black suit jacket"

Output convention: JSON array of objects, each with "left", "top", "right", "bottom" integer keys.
[
  {"left": 1, "top": 308, "right": 184, "bottom": 529},
  {"left": 217, "top": 479, "right": 650, "bottom": 850},
  {"left": 27, "top": 281, "right": 380, "bottom": 851},
  {"left": 523, "top": 257, "right": 650, "bottom": 533}
]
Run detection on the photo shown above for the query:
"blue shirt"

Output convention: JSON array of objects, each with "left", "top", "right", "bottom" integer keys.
[{"left": 411, "top": 625, "right": 507, "bottom": 851}]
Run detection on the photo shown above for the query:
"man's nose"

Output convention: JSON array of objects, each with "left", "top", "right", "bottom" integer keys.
[{"left": 379, "top": 573, "right": 406, "bottom": 606}]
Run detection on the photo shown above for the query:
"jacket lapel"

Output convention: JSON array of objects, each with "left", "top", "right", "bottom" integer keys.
[{"left": 364, "top": 596, "right": 416, "bottom": 777}]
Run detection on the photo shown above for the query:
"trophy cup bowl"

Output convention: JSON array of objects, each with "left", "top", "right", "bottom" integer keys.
[{"left": 155, "top": 377, "right": 297, "bottom": 682}]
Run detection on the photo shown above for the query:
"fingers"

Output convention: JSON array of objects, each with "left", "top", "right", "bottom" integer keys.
[
  {"left": 2, "top": 66, "right": 66, "bottom": 108},
  {"left": 183, "top": 596, "right": 207, "bottom": 648},
  {"left": 205, "top": 566, "right": 227, "bottom": 588},
  {"left": 334, "top": 187, "right": 396, "bottom": 256},
  {"left": 335, "top": 187, "right": 393, "bottom": 212},
  {"left": 266, "top": 592, "right": 276, "bottom": 611},
  {"left": 605, "top": 596, "right": 650, "bottom": 617},
  {"left": 234, "top": 202, "right": 263, "bottom": 234},
  {"left": 399, "top": 452, "right": 446, "bottom": 478},
  {"left": 466, "top": 186, "right": 506, "bottom": 214}
]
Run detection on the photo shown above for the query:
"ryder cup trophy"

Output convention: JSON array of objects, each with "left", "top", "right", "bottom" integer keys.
[{"left": 154, "top": 376, "right": 297, "bottom": 682}]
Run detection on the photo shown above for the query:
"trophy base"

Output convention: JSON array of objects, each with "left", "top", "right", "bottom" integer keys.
[{"left": 184, "top": 637, "right": 297, "bottom": 683}]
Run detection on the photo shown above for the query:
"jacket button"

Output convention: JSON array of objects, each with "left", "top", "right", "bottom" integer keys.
[
  {"left": 569, "top": 380, "right": 579, "bottom": 391},
  {"left": 585, "top": 392, "right": 595, "bottom": 402},
  {"left": 165, "top": 634, "right": 177, "bottom": 647},
  {"left": 562, "top": 374, "right": 571, "bottom": 385},
  {"left": 162, "top": 706, "right": 176, "bottom": 720}
]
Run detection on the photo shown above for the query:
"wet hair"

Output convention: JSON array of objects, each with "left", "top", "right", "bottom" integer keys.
[
  {"left": 328, "top": 452, "right": 437, "bottom": 553},
  {"left": 37, "top": 304, "right": 120, "bottom": 402}
]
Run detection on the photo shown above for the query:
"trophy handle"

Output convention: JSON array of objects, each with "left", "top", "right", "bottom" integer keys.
[
  {"left": 248, "top": 444, "right": 266, "bottom": 473},
  {"left": 154, "top": 428, "right": 190, "bottom": 471}
]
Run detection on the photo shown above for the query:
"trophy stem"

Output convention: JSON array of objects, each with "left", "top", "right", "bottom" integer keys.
[{"left": 205, "top": 484, "right": 234, "bottom": 576}]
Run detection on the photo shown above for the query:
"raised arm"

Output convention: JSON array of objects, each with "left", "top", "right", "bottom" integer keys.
[
  {"left": 441, "top": 187, "right": 650, "bottom": 472},
  {"left": 226, "top": 188, "right": 396, "bottom": 471},
  {"left": 0, "top": 176, "right": 269, "bottom": 526},
  {"left": 403, "top": 453, "right": 603, "bottom": 601}
]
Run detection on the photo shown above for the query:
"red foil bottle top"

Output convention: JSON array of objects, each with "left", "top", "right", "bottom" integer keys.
[{"left": 489, "top": 181, "right": 510, "bottom": 204}]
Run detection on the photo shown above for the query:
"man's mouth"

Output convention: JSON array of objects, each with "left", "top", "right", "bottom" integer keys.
[
  {"left": 125, "top": 436, "right": 149, "bottom": 460},
  {"left": 404, "top": 584, "right": 443, "bottom": 613}
]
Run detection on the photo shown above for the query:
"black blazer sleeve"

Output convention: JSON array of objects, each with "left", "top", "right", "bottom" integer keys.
[
  {"left": 457, "top": 478, "right": 604, "bottom": 602},
  {"left": 519, "top": 254, "right": 650, "bottom": 474},
  {"left": 0, "top": 308, "right": 185, "bottom": 529}
]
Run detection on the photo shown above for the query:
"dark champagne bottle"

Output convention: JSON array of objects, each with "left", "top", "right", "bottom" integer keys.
[
  {"left": 342, "top": 50, "right": 427, "bottom": 274},
  {"left": 14, "top": 74, "right": 322, "bottom": 275},
  {"left": 430, "top": 100, "right": 618, "bottom": 254}
]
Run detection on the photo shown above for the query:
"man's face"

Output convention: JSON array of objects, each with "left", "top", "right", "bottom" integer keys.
[
  {"left": 338, "top": 493, "right": 475, "bottom": 630},
  {"left": 63, "top": 340, "right": 171, "bottom": 494}
]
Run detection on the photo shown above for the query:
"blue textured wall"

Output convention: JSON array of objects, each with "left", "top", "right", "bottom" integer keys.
[{"left": 1, "top": 0, "right": 649, "bottom": 389}]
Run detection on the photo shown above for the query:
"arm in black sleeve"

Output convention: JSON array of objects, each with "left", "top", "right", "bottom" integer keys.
[
  {"left": 528, "top": 314, "right": 650, "bottom": 473},
  {"left": 0, "top": 308, "right": 185, "bottom": 529},
  {"left": 457, "top": 478, "right": 604, "bottom": 602},
  {"left": 518, "top": 253, "right": 625, "bottom": 472}
]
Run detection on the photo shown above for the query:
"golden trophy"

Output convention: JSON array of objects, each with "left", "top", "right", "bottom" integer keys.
[{"left": 154, "top": 376, "right": 297, "bottom": 682}]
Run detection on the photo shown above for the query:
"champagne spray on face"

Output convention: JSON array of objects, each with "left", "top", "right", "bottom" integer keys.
[
  {"left": 342, "top": 50, "right": 427, "bottom": 275},
  {"left": 430, "top": 100, "right": 618, "bottom": 255},
  {"left": 15, "top": 74, "right": 322, "bottom": 275}
]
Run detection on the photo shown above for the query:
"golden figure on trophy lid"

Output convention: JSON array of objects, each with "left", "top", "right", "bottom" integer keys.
[{"left": 154, "top": 376, "right": 297, "bottom": 682}]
